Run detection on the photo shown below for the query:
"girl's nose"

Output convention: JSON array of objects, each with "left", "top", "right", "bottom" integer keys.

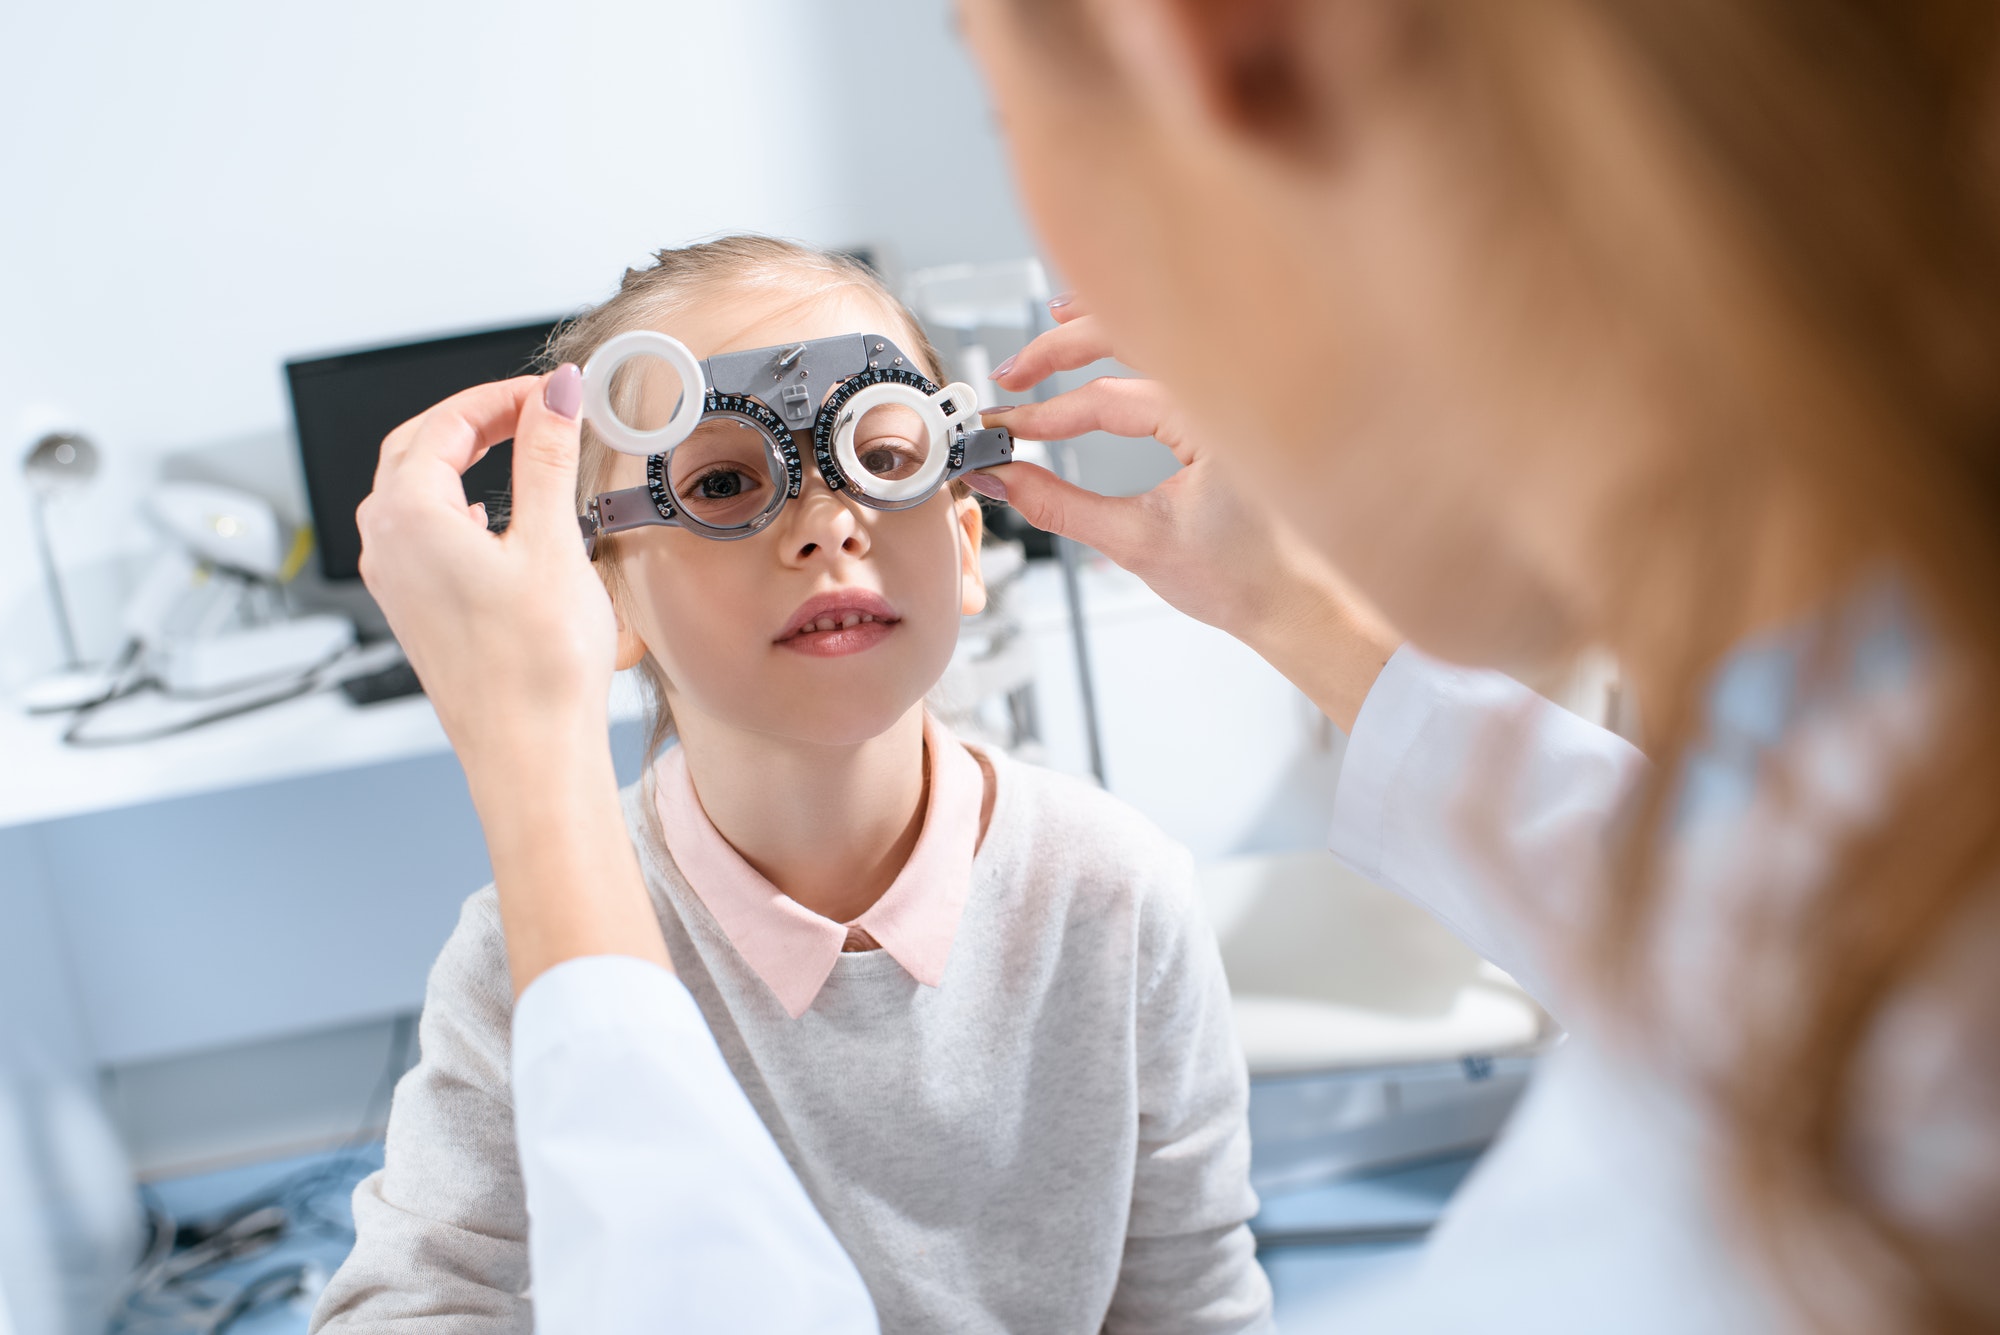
[{"left": 781, "top": 477, "right": 871, "bottom": 566}]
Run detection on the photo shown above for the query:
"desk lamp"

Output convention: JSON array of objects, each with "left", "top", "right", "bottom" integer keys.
[{"left": 19, "top": 433, "right": 113, "bottom": 711}]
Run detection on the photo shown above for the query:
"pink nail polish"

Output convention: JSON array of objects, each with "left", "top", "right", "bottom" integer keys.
[
  {"left": 1049, "top": 293, "right": 1073, "bottom": 310},
  {"left": 964, "top": 472, "right": 1008, "bottom": 501},
  {"left": 545, "top": 364, "right": 582, "bottom": 420},
  {"left": 980, "top": 403, "right": 1016, "bottom": 416},
  {"left": 990, "top": 354, "right": 1018, "bottom": 381}
]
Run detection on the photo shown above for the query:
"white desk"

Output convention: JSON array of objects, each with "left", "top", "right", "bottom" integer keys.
[
  {"left": 0, "top": 672, "right": 648, "bottom": 831},
  {"left": 1, "top": 674, "right": 648, "bottom": 1070}
]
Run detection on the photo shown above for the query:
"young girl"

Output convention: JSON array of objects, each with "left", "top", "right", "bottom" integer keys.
[{"left": 312, "top": 236, "right": 1271, "bottom": 1334}]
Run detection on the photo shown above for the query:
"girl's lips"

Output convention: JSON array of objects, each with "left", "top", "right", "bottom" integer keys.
[
  {"left": 776, "top": 618, "right": 896, "bottom": 658},
  {"left": 774, "top": 589, "right": 901, "bottom": 657},
  {"left": 775, "top": 589, "right": 901, "bottom": 644}
]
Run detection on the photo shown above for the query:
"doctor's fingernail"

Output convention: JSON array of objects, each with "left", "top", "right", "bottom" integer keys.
[
  {"left": 990, "top": 354, "right": 1018, "bottom": 380},
  {"left": 1048, "top": 292, "right": 1073, "bottom": 310},
  {"left": 964, "top": 472, "right": 1008, "bottom": 501},
  {"left": 544, "top": 364, "right": 582, "bottom": 420},
  {"left": 980, "top": 403, "right": 1016, "bottom": 417}
]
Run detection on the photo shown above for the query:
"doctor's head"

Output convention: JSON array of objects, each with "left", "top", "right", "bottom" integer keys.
[
  {"left": 958, "top": 1, "right": 2000, "bottom": 1331},
  {"left": 958, "top": 0, "right": 2000, "bottom": 678},
  {"left": 548, "top": 237, "right": 987, "bottom": 759}
]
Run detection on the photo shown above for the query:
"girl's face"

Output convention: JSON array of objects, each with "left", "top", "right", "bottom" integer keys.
[{"left": 604, "top": 289, "right": 987, "bottom": 747}]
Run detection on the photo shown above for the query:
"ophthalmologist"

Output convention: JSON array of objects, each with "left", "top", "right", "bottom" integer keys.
[{"left": 356, "top": 0, "right": 2000, "bottom": 1330}]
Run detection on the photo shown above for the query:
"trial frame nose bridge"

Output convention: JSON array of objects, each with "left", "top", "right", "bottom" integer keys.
[{"left": 708, "top": 333, "right": 872, "bottom": 430}]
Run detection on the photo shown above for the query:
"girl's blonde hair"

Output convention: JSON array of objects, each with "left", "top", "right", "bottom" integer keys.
[{"left": 539, "top": 235, "right": 956, "bottom": 763}]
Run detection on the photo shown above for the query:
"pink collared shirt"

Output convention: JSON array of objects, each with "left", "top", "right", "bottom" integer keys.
[{"left": 652, "top": 714, "right": 981, "bottom": 1019}]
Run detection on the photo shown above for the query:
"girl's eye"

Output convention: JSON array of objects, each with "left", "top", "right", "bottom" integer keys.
[
  {"left": 678, "top": 467, "right": 761, "bottom": 505},
  {"left": 698, "top": 470, "right": 745, "bottom": 499},
  {"left": 858, "top": 441, "right": 921, "bottom": 480}
]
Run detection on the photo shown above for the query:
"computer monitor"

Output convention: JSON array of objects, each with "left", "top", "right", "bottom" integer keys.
[{"left": 286, "top": 319, "right": 563, "bottom": 580}]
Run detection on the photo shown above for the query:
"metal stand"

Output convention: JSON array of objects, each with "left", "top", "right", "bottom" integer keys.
[
  {"left": 907, "top": 261, "right": 1110, "bottom": 786},
  {"left": 1046, "top": 445, "right": 1107, "bottom": 786},
  {"left": 28, "top": 491, "right": 83, "bottom": 668}
]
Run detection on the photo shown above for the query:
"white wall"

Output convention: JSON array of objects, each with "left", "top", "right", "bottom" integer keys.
[
  {"left": 0, "top": 0, "right": 1039, "bottom": 686},
  {"left": 1015, "top": 561, "right": 1347, "bottom": 862}
]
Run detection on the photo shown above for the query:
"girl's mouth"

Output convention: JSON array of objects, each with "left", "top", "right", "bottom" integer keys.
[{"left": 775, "top": 589, "right": 901, "bottom": 657}]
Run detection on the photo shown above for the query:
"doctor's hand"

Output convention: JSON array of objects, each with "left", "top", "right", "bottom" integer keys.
[
  {"left": 357, "top": 367, "right": 670, "bottom": 993},
  {"left": 357, "top": 368, "right": 615, "bottom": 765},
  {"left": 979, "top": 304, "right": 1401, "bottom": 732}
]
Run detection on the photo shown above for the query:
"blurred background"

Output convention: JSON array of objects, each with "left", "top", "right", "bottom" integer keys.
[
  {"left": 0, "top": 0, "right": 1061, "bottom": 681},
  {"left": 0, "top": 3, "right": 1600, "bottom": 1331}
]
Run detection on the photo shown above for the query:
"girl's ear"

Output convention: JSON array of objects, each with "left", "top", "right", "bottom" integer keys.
[
  {"left": 955, "top": 490, "right": 989, "bottom": 617},
  {"left": 612, "top": 595, "right": 650, "bottom": 672}
]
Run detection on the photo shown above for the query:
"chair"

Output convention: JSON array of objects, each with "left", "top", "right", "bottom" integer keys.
[{"left": 1197, "top": 849, "right": 1552, "bottom": 1206}]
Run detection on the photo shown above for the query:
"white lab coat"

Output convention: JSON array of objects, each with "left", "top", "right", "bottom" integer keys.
[
  {"left": 509, "top": 645, "right": 1806, "bottom": 1333},
  {"left": 512, "top": 954, "right": 880, "bottom": 1334},
  {"left": 1291, "top": 647, "right": 1785, "bottom": 1331}
]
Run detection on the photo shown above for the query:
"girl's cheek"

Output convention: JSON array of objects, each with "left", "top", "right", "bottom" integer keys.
[{"left": 881, "top": 520, "right": 960, "bottom": 611}]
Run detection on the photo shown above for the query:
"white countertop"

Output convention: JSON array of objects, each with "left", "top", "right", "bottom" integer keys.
[{"left": 1, "top": 670, "right": 648, "bottom": 831}]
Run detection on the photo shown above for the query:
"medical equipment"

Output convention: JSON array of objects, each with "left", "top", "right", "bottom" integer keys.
[
  {"left": 577, "top": 331, "right": 1013, "bottom": 549},
  {"left": 908, "top": 259, "right": 1109, "bottom": 784},
  {"left": 128, "top": 482, "right": 357, "bottom": 696},
  {"left": 150, "top": 480, "right": 291, "bottom": 579},
  {"left": 31, "top": 481, "right": 361, "bottom": 744}
]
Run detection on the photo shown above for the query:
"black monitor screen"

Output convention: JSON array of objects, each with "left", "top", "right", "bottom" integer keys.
[{"left": 286, "top": 319, "right": 562, "bottom": 580}]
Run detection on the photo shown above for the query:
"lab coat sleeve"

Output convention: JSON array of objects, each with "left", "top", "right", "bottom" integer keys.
[
  {"left": 511, "top": 955, "right": 879, "bottom": 1335},
  {"left": 1108, "top": 850, "right": 1275, "bottom": 1335},
  {"left": 1328, "top": 644, "right": 1649, "bottom": 1017}
]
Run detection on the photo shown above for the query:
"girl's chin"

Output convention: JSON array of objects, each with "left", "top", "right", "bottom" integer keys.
[{"left": 670, "top": 634, "right": 954, "bottom": 746}]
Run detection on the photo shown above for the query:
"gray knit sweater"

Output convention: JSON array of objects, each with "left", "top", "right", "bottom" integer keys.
[{"left": 312, "top": 747, "right": 1271, "bottom": 1333}]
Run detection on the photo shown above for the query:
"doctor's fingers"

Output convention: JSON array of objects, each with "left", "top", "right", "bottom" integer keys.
[
  {"left": 984, "top": 375, "right": 1197, "bottom": 465},
  {"left": 499, "top": 364, "right": 588, "bottom": 551},
  {"left": 978, "top": 462, "right": 1155, "bottom": 563},
  {"left": 1045, "top": 291, "right": 1088, "bottom": 325},
  {"left": 375, "top": 375, "right": 540, "bottom": 482},
  {"left": 365, "top": 376, "right": 545, "bottom": 571},
  {"left": 989, "top": 315, "right": 1126, "bottom": 393}
]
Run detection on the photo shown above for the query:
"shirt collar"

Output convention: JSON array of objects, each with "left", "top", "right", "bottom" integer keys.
[{"left": 652, "top": 713, "right": 981, "bottom": 1019}]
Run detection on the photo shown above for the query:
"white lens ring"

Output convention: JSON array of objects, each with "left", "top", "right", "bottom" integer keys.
[
  {"left": 581, "top": 330, "right": 706, "bottom": 457},
  {"left": 832, "top": 382, "right": 954, "bottom": 503}
]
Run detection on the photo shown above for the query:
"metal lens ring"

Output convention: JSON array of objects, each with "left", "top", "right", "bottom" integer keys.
[
  {"left": 708, "top": 392, "right": 803, "bottom": 498},
  {"left": 646, "top": 393, "right": 797, "bottom": 540},
  {"left": 580, "top": 330, "right": 707, "bottom": 458},
  {"left": 812, "top": 367, "right": 947, "bottom": 507}
]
